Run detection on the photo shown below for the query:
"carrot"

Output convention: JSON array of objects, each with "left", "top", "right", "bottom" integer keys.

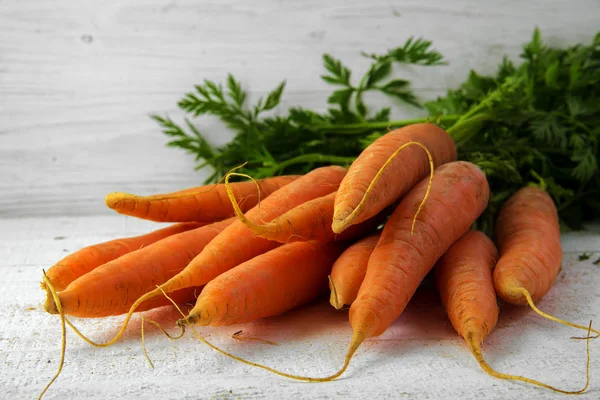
[
  {"left": 173, "top": 161, "right": 490, "bottom": 381},
  {"left": 435, "top": 230, "right": 591, "bottom": 393},
  {"left": 332, "top": 123, "right": 456, "bottom": 233},
  {"left": 180, "top": 240, "right": 347, "bottom": 326},
  {"left": 105, "top": 174, "right": 299, "bottom": 222},
  {"left": 493, "top": 186, "right": 600, "bottom": 335},
  {"left": 43, "top": 218, "right": 234, "bottom": 318},
  {"left": 228, "top": 191, "right": 384, "bottom": 243},
  {"left": 329, "top": 232, "right": 381, "bottom": 309},
  {"left": 59, "top": 165, "right": 348, "bottom": 346},
  {"left": 42, "top": 222, "right": 204, "bottom": 292}
]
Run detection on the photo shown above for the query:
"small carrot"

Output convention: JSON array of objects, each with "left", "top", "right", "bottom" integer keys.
[
  {"left": 435, "top": 230, "right": 591, "bottom": 394},
  {"left": 105, "top": 174, "right": 299, "bottom": 222},
  {"left": 42, "top": 222, "right": 204, "bottom": 292},
  {"left": 329, "top": 232, "right": 381, "bottom": 309},
  {"left": 174, "top": 161, "right": 490, "bottom": 381},
  {"left": 180, "top": 240, "right": 347, "bottom": 326},
  {"left": 332, "top": 123, "right": 456, "bottom": 233},
  {"left": 493, "top": 186, "right": 600, "bottom": 335},
  {"left": 43, "top": 218, "right": 233, "bottom": 318},
  {"left": 63, "top": 165, "right": 348, "bottom": 346},
  {"left": 228, "top": 191, "right": 384, "bottom": 243}
]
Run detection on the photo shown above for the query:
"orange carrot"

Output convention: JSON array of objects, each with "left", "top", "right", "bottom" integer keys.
[
  {"left": 493, "top": 186, "right": 600, "bottom": 335},
  {"left": 63, "top": 165, "right": 347, "bottom": 345},
  {"left": 43, "top": 218, "right": 233, "bottom": 318},
  {"left": 329, "top": 232, "right": 380, "bottom": 309},
  {"left": 332, "top": 123, "right": 456, "bottom": 233},
  {"left": 181, "top": 240, "right": 347, "bottom": 326},
  {"left": 105, "top": 175, "right": 299, "bottom": 222},
  {"left": 174, "top": 161, "right": 489, "bottom": 382},
  {"left": 228, "top": 191, "right": 384, "bottom": 244},
  {"left": 43, "top": 222, "right": 204, "bottom": 292},
  {"left": 435, "top": 230, "right": 590, "bottom": 393}
]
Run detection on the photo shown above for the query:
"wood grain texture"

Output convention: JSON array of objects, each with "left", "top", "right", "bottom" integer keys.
[
  {"left": 0, "top": 215, "right": 599, "bottom": 399},
  {"left": 1, "top": 0, "right": 599, "bottom": 218}
]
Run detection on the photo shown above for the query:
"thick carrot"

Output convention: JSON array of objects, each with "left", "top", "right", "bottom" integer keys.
[
  {"left": 42, "top": 222, "right": 204, "bottom": 292},
  {"left": 332, "top": 123, "right": 456, "bottom": 233},
  {"left": 435, "top": 230, "right": 590, "bottom": 394},
  {"left": 329, "top": 232, "right": 381, "bottom": 309},
  {"left": 105, "top": 175, "right": 299, "bottom": 222},
  {"left": 493, "top": 186, "right": 600, "bottom": 335},
  {"left": 228, "top": 191, "right": 384, "bottom": 243},
  {"left": 176, "top": 161, "right": 489, "bottom": 382},
  {"left": 68, "top": 165, "right": 347, "bottom": 346},
  {"left": 181, "top": 240, "right": 347, "bottom": 326},
  {"left": 43, "top": 218, "right": 234, "bottom": 318}
]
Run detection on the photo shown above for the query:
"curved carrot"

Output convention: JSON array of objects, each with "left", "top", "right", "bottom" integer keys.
[
  {"left": 329, "top": 232, "right": 381, "bottom": 309},
  {"left": 42, "top": 222, "right": 204, "bottom": 292},
  {"left": 43, "top": 218, "right": 233, "bottom": 318},
  {"left": 69, "top": 165, "right": 347, "bottom": 346},
  {"left": 494, "top": 186, "right": 600, "bottom": 335},
  {"left": 105, "top": 174, "right": 299, "bottom": 222},
  {"left": 228, "top": 191, "right": 384, "bottom": 243},
  {"left": 436, "top": 230, "right": 590, "bottom": 394},
  {"left": 332, "top": 123, "right": 456, "bottom": 233},
  {"left": 181, "top": 240, "right": 347, "bottom": 326}
]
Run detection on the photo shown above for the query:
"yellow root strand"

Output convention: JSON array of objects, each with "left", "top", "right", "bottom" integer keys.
[
  {"left": 231, "top": 330, "right": 279, "bottom": 346},
  {"left": 333, "top": 141, "right": 434, "bottom": 235},
  {"left": 329, "top": 275, "right": 342, "bottom": 310},
  {"left": 519, "top": 288, "right": 600, "bottom": 336},
  {"left": 141, "top": 316, "right": 186, "bottom": 369},
  {"left": 106, "top": 162, "right": 248, "bottom": 206},
  {"left": 465, "top": 322, "right": 593, "bottom": 394},
  {"left": 39, "top": 273, "right": 67, "bottom": 400},
  {"left": 224, "top": 171, "right": 269, "bottom": 229},
  {"left": 159, "top": 286, "right": 363, "bottom": 382}
]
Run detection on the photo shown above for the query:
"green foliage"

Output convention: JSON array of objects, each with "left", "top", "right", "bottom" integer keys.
[{"left": 155, "top": 29, "right": 600, "bottom": 235}]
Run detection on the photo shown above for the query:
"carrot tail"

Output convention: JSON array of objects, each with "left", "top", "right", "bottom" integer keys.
[
  {"left": 465, "top": 328, "right": 592, "bottom": 394},
  {"left": 332, "top": 141, "right": 434, "bottom": 234},
  {"left": 140, "top": 316, "right": 186, "bottom": 369},
  {"left": 39, "top": 273, "right": 67, "bottom": 400},
  {"left": 162, "top": 287, "right": 363, "bottom": 382},
  {"left": 518, "top": 287, "right": 600, "bottom": 336}
]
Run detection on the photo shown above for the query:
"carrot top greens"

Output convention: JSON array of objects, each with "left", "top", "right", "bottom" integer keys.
[{"left": 153, "top": 28, "right": 600, "bottom": 235}]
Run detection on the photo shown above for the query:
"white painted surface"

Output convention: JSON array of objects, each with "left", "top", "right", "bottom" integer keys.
[{"left": 1, "top": 0, "right": 600, "bottom": 399}]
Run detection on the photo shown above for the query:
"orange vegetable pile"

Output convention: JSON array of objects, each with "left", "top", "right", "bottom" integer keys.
[{"left": 39, "top": 123, "right": 597, "bottom": 397}]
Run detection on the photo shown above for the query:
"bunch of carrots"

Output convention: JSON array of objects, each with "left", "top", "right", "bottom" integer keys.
[{"left": 40, "top": 123, "right": 596, "bottom": 397}]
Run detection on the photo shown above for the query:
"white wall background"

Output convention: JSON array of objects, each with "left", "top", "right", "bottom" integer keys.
[{"left": 1, "top": 0, "right": 599, "bottom": 218}]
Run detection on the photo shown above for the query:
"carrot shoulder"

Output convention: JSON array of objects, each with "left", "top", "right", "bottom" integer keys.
[
  {"left": 43, "top": 218, "right": 234, "bottom": 318},
  {"left": 105, "top": 174, "right": 299, "bottom": 222},
  {"left": 182, "top": 240, "right": 347, "bottom": 326},
  {"left": 435, "top": 230, "right": 591, "bottom": 394},
  {"left": 332, "top": 123, "right": 456, "bottom": 233},
  {"left": 43, "top": 222, "right": 203, "bottom": 292}
]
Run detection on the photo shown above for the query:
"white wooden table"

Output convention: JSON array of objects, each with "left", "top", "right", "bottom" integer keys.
[{"left": 1, "top": 1, "right": 599, "bottom": 399}]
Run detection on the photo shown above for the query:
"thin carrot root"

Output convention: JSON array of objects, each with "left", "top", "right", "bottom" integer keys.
[
  {"left": 39, "top": 273, "right": 67, "bottom": 400},
  {"left": 231, "top": 331, "right": 279, "bottom": 346},
  {"left": 331, "top": 141, "right": 434, "bottom": 234},
  {"left": 518, "top": 287, "right": 600, "bottom": 336},
  {"left": 465, "top": 322, "right": 593, "bottom": 394},
  {"left": 160, "top": 287, "right": 363, "bottom": 382},
  {"left": 140, "top": 316, "right": 186, "bottom": 369},
  {"left": 224, "top": 172, "right": 266, "bottom": 227}
]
